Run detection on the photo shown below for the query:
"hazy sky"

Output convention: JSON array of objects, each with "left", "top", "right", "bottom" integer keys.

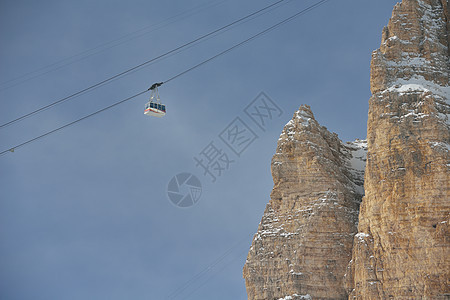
[{"left": 0, "top": 0, "right": 398, "bottom": 299}]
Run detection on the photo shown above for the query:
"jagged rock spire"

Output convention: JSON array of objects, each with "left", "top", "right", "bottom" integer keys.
[
  {"left": 243, "top": 106, "right": 366, "bottom": 299},
  {"left": 371, "top": 0, "right": 449, "bottom": 94}
]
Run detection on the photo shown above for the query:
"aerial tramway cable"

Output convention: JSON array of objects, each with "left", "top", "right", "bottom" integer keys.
[
  {"left": 0, "top": 0, "right": 286, "bottom": 129},
  {"left": 0, "top": 0, "right": 329, "bottom": 156},
  {"left": 0, "top": 0, "right": 231, "bottom": 91},
  {"left": 0, "top": 90, "right": 148, "bottom": 156},
  {"left": 164, "top": 0, "right": 328, "bottom": 85}
]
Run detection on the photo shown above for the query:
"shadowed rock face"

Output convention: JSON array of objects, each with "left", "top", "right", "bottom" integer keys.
[
  {"left": 345, "top": 0, "right": 449, "bottom": 298},
  {"left": 243, "top": 106, "right": 366, "bottom": 300}
]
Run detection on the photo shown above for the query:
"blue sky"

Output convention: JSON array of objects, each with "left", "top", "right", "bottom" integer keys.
[{"left": 0, "top": 0, "right": 398, "bottom": 299}]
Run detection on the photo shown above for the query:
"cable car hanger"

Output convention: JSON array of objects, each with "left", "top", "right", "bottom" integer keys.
[{"left": 148, "top": 82, "right": 163, "bottom": 91}]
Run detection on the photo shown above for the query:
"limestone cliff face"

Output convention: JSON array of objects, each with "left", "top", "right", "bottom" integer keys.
[
  {"left": 243, "top": 106, "right": 367, "bottom": 300},
  {"left": 244, "top": 1, "right": 449, "bottom": 299},
  {"left": 345, "top": 0, "right": 450, "bottom": 298}
]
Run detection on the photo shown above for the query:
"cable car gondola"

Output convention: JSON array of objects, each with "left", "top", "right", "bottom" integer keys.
[{"left": 144, "top": 82, "right": 166, "bottom": 117}]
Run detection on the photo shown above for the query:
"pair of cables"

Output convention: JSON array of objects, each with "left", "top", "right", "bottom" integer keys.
[
  {"left": 0, "top": 0, "right": 329, "bottom": 156},
  {"left": 0, "top": 0, "right": 231, "bottom": 91}
]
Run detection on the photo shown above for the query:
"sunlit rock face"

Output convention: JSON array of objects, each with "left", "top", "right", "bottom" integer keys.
[
  {"left": 244, "top": 0, "right": 449, "bottom": 299},
  {"left": 243, "top": 105, "right": 366, "bottom": 300},
  {"left": 345, "top": 0, "right": 449, "bottom": 298}
]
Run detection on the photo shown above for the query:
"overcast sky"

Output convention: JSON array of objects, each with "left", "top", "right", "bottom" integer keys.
[{"left": 0, "top": 0, "right": 398, "bottom": 299}]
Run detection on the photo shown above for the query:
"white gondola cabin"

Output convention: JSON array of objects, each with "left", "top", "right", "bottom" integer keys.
[
  {"left": 144, "top": 83, "right": 166, "bottom": 117},
  {"left": 144, "top": 101, "right": 166, "bottom": 117}
]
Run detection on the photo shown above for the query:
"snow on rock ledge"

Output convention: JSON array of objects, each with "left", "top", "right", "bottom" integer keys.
[{"left": 277, "top": 294, "right": 312, "bottom": 300}]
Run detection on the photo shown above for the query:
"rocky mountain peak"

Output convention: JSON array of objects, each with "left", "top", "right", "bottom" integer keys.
[
  {"left": 244, "top": 107, "right": 366, "bottom": 299},
  {"left": 371, "top": 0, "right": 449, "bottom": 94},
  {"left": 244, "top": 0, "right": 448, "bottom": 298},
  {"left": 295, "top": 104, "right": 314, "bottom": 121}
]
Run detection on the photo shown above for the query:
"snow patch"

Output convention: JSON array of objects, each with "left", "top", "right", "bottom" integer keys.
[
  {"left": 384, "top": 76, "right": 450, "bottom": 103},
  {"left": 386, "top": 83, "right": 430, "bottom": 95},
  {"left": 348, "top": 141, "right": 367, "bottom": 173},
  {"left": 295, "top": 109, "right": 313, "bottom": 126},
  {"left": 428, "top": 141, "right": 450, "bottom": 152},
  {"left": 289, "top": 270, "right": 303, "bottom": 276},
  {"left": 278, "top": 294, "right": 312, "bottom": 300},
  {"left": 355, "top": 232, "right": 370, "bottom": 242},
  {"left": 345, "top": 139, "right": 367, "bottom": 195}
]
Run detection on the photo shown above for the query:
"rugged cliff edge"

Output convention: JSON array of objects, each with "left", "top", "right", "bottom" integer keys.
[
  {"left": 244, "top": 0, "right": 449, "bottom": 299},
  {"left": 345, "top": 0, "right": 449, "bottom": 298},
  {"left": 243, "top": 106, "right": 367, "bottom": 299}
]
